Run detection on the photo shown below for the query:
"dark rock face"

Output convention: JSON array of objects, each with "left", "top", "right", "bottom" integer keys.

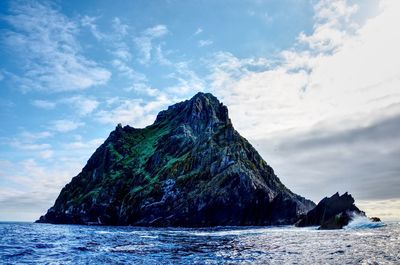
[
  {"left": 370, "top": 217, "right": 381, "bottom": 222},
  {"left": 296, "top": 192, "right": 363, "bottom": 230},
  {"left": 37, "top": 92, "right": 315, "bottom": 227}
]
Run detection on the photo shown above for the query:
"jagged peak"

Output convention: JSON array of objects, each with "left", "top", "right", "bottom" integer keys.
[{"left": 154, "top": 92, "right": 231, "bottom": 127}]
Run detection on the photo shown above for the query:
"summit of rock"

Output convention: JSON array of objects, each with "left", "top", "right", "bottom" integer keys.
[{"left": 154, "top": 92, "right": 231, "bottom": 127}]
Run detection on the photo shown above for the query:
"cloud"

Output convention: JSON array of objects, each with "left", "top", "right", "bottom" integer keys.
[
  {"left": 166, "top": 62, "right": 206, "bottom": 94},
  {"left": 357, "top": 199, "right": 400, "bottom": 221},
  {"left": 2, "top": 1, "right": 111, "bottom": 92},
  {"left": 0, "top": 158, "right": 83, "bottom": 221},
  {"left": 252, "top": 113, "right": 400, "bottom": 202},
  {"left": 31, "top": 99, "right": 56, "bottom": 110},
  {"left": 31, "top": 96, "right": 99, "bottom": 115},
  {"left": 134, "top": 24, "right": 168, "bottom": 64},
  {"left": 6, "top": 131, "right": 53, "bottom": 161},
  {"left": 112, "top": 17, "right": 129, "bottom": 37},
  {"left": 194, "top": 27, "right": 203, "bottom": 35},
  {"left": 95, "top": 94, "right": 171, "bottom": 127},
  {"left": 113, "top": 47, "right": 132, "bottom": 61},
  {"left": 39, "top": 149, "right": 54, "bottom": 159},
  {"left": 50, "top": 119, "right": 84, "bottom": 132},
  {"left": 63, "top": 138, "right": 104, "bottom": 150},
  {"left": 112, "top": 59, "right": 146, "bottom": 81},
  {"left": 204, "top": 0, "right": 400, "bottom": 210},
  {"left": 11, "top": 142, "right": 51, "bottom": 151},
  {"left": 81, "top": 15, "right": 104, "bottom": 40},
  {"left": 209, "top": 0, "right": 400, "bottom": 139},
  {"left": 19, "top": 131, "right": 53, "bottom": 141},
  {"left": 61, "top": 96, "right": 99, "bottom": 116},
  {"left": 198, "top": 39, "right": 213, "bottom": 47}
]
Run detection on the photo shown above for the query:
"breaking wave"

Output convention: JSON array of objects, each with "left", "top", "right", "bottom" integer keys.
[{"left": 345, "top": 214, "right": 386, "bottom": 229}]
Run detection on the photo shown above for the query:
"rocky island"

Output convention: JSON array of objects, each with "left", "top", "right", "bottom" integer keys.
[{"left": 37, "top": 92, "right": 316, "bottom": 226}]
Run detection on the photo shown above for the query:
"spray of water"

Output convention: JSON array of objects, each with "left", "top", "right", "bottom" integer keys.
[{"left": 345, "top": 213, "right": 386, "bottom": 229}]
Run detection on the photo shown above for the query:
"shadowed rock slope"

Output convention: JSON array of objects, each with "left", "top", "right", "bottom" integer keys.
[{"left": 37, "top": 92, "right": 315, "bottom": 226}]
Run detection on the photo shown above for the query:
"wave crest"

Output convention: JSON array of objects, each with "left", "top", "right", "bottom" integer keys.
[{"left": 345, "top": 214, "right": 386, "bottom": 229}]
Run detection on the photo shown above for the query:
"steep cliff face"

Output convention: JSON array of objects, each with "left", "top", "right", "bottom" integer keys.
[{"left": 37, "top": 92, "right": 315, "bottom": 226}]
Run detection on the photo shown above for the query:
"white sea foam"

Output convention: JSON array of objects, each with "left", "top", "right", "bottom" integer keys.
[{"left": 345, "top": 214, "right": 386, "bottom": 229}]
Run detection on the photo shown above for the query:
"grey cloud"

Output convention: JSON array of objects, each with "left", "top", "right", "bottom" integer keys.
[{"left": 252, "top": 114, "right": 400, "bottom": 203}]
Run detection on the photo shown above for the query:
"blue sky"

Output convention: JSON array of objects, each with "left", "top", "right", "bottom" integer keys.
[{"left": 1, "top": 0, "right": 399, "bottom": 221}]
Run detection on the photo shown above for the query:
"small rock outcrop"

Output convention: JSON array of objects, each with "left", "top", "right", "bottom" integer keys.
[
  {"left": 296, "top": 192, "right": 364, "bottom": 230},
  {"left": 37, "top": 92, "right": 315, "bottom": 227},
  {"left": 369, "top": 217, "right": 381, "bottom": 222}
]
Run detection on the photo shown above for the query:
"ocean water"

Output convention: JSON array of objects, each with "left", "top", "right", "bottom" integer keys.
[{"left": 0, "top": 219, "right": 398, "bottom": 264}]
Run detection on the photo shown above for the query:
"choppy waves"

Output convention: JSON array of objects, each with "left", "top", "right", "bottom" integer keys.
[{"left": 0, "top": 221, "right": 398, "bottom": 264}]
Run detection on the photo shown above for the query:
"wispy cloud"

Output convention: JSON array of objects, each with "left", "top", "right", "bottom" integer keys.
[
  {"left": 8, "top": 131, "right": 53, "bottom": 160},
  {"left": 3, "top": 1, "right": 111, "bottom": 92},
  {"left": 194, "top": 27, "right": 203, "bottom": 35},
  {"left": 134, "top": 24, "right": 168, "bottom": 64},
  {"left": 31, "top": 96, "right": 99, "bottom": 116},
  {"left": 80, "top": 15, "right": 104, "bottom": 40},
  {"left": 63, "top": 138, "right": 104, "bottom": 150},
  {"left": 31, "top": 99, "right": 56, "bottom": 110},
  {"left": 50, "top": 119, "right": 84, "bottom": 132},
  {"left": 198, "top": 39, "right": 213, "bottom": 47},
  {"left": 61, "top": 96, "right": 99, "bottom": 116},
  {"left": 95, "top": 94, "right": 171, "bottom": 127},
  {"left": 11, "top": 142, "right": 51, "bottom": 151},
  {"left": 112, "top": 59, "right": 146, "bottom": 82},
  {"left": 112, "top": 17, "right": 129, "bottom": 37},
  {"left": 166, "top": 62, "right": 205, "bottom": 94}
]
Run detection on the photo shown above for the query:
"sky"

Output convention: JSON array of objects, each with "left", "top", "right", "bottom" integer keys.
[{"left": 0, "top": 0, "right": 399, "bottom": 221}]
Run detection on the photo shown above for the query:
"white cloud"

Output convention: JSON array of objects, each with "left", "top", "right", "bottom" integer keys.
[
  {"left": 11, "top": 142, "right": 51, "bottom": 151},
  {"left": 194, "top": 27, "right": 203, "bottom": 35},
  {"left": 62, "top": 96, "right": 99, "bottom": 116},
  {"left": 39, "top": 149, "right": 53, "bottom": 159},
  {"left": 32, "top": 96, "right": 99, "bottom": 115},
  {"left": 19, "top": 131, "right": 53, "bottom": 141},
  {"left": 31, "top": 99, "right": 56, "bottom": 110},
  {"left": 209, "top": 0, "right": 400, "bottom": 140},
  {"left": 112, "top": 59, "right": 146, "bottom": 81},
  {"left": 166, "top": 62, "right": 206, "bottom": 94},
  {"left": 3, "top": 1, "right": 111, "bottom": 92},
  {"left": 81, "top": 15, "right": 104, "bottom": 40},
  {"left": 134, "top": 24, "right": 168, "bottom": 64},
  {"left": 198, "top": 39, "right": 213, "bottom": 47},
  {"left": 113, "top": 47, "right": 132, "bottom": 61},
  {"left": 143, "top": 24, "right": 168, "bottom": 38},
  {"left": 63, "top": 138, "right": 104, "bottom": 150},
  {"left": 95, "top": 94, "right": 172, "bottom": 127},
  {"left": 50, "top": 119, "right": 84, "bottom": 132},
  {"left": 112, "top": 17, "right": 129, "bottom": 37}
]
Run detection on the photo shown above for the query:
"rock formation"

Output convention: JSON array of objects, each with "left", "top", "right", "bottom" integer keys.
[
  {"left": 296, "top": 192, "right": 364, "bottom": 229},
  {"left": 37, "top": 92, "right": 315, "bottom": 226}
]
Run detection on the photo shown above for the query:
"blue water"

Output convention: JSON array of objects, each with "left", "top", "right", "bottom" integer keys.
[{"left": 0, "top": 221, "right": 399, "bottom": 264}]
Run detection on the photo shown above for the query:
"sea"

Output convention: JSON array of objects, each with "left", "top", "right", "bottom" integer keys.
[{"left": 0, "top": 216, "right": 398, "bottom": 264}]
